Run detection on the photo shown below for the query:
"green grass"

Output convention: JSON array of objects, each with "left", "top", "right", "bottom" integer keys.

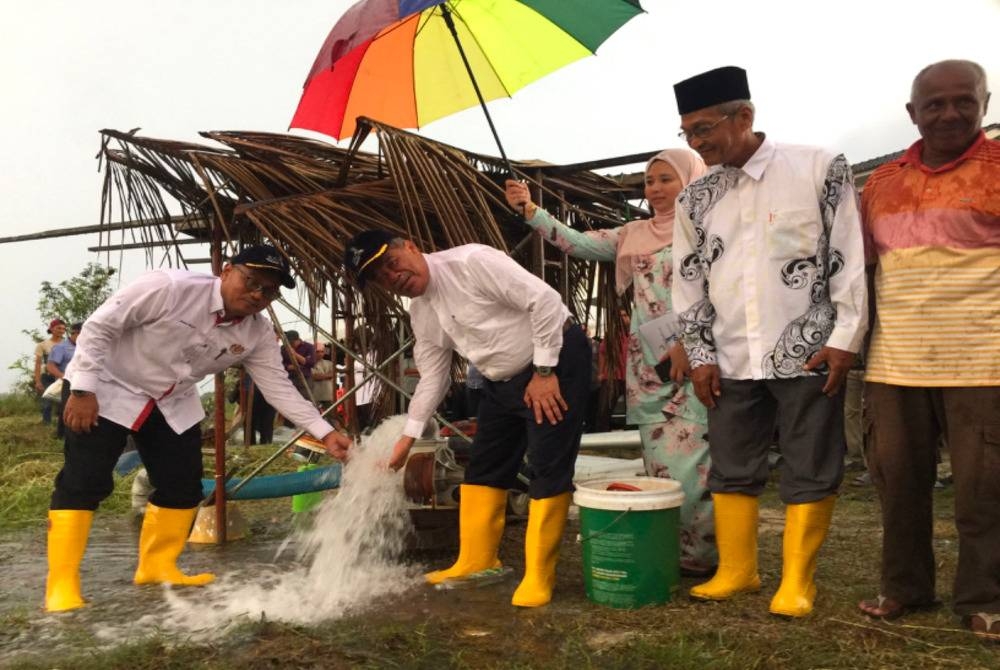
[{"left": 2, "top": 398, "right": 998, "bottom": 669}]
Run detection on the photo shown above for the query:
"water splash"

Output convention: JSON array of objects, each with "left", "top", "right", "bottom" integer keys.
[{"left": 129, "top": 416, "right": 421, "bottom": 635}]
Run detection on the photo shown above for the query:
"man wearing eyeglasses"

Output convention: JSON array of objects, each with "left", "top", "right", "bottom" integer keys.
[
  {"left": 44, "top": 244, "right": 351, "bottom": 613},
  {"left": 670, "top": 66, "right": 868, "bottom": 618}
]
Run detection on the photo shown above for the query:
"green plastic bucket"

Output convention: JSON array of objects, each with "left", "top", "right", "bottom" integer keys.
[
  {"left": 291, "top": 464, "right": 324, "bottom": 513},
  {"left": 575, "top": 476, "right": 685, "bottom": 609}
]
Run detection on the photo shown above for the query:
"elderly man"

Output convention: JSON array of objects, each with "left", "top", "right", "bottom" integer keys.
[
  {"left": 670, "top": 66, "right": 868, "bottom": 617},
  {"left": 856, "top": 60, "right": 999, "bottom": 640},
  {"left": 342, "top": 230, "right": 590, "bottom": 607},
  {"left": 46, "top": 245, "right": 351, "bottom": 613}
]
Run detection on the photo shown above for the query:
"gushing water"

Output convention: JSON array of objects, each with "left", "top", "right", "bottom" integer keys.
[{"left": 119, "top": 416, "right": 421, "bottom": 636}]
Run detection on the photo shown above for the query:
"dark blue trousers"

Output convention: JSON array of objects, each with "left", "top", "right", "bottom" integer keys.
[{"left": 464, "top": 325, "right": 591, "bottom": 499}]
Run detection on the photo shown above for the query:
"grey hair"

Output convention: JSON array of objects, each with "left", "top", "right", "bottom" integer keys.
[
  {"left": 716, "top": 99, "right": 755, "bottom": 118},
  {"left": 911, "top": 60, "right": 989, "bottom": 101}
]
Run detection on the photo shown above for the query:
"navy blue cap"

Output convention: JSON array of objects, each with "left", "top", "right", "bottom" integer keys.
[
  {"left": 343, "top": 229, "right": 396, "bottom": 288},
  {"left": 230, "top": 244, "right": 295, "bottom": 289}
]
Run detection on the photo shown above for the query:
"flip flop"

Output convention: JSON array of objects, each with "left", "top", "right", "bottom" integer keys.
[
  {"left": 967, "top": 612, "right": 1000, "bottom": 644},
  {"left": 858, "top": 595, "right": 939, "bottom": 620}
]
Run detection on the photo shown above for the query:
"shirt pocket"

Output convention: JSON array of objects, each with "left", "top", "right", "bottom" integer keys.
[{"left": 767, "top": 208, "right": 821, "bottom": 262}]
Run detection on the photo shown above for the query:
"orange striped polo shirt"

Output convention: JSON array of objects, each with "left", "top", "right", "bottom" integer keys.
[{"left": 862, "top": 131, "right": 1000, "bottom": 386}]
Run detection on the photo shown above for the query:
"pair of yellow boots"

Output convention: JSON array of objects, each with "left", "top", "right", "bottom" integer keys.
[
  {"left": 45, "top": 504, "right": 215, "bottom": 612},
  {"left": 426, "top": 484, "right": 570, "bottom": 608},
  {"left": 690, "top": 492, "right": 835, "bottom": 617}
]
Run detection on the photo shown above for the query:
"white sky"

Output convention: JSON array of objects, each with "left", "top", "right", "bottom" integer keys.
[{"left": 1, "top": 0, "right": 998, "bottom": 392}]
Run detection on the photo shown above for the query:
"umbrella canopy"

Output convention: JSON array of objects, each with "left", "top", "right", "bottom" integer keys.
[{"left": 291, "top": 0, "right": 644, "bottom": 140}]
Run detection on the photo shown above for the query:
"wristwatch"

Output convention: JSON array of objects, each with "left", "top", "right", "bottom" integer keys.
[
  {"left": 70, "top": 389, "right": 94, "bottom": 397},
  {"left": 533, "top": 365, "right": 555, "bottom": 377}
]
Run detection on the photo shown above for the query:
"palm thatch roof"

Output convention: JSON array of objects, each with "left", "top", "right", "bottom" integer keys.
[{"left": 98, "top": 118, "right": 652, "bottom": 420}]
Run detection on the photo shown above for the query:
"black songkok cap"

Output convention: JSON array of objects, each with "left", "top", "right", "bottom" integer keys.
[{"left": 673, "top": 66, "right": 751, "bottom": 115}]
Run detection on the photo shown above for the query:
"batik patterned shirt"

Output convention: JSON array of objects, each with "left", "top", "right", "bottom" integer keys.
[
  {"left": 525, "top": 209, "right": 707, "bottom": 426},
  {"left": 671, "top": 137, "right": 868, "bottom": 380}
]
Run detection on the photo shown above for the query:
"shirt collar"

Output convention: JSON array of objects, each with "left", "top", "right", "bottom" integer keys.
[
  {"left": 211, "top": 276, "right": 245, "bottom": 326},
  {"left": 735, "top": 133, "right": 774, "bottom": 181},
  {"left": 899, "top": 130, "right": 986, "bottom": 174},
  {"left": 422, "top": 252, "right": 440, "bottom": 298}
]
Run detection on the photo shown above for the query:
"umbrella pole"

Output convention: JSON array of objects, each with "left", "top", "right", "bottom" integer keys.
[{"left": 440, "top": 4, "right": 514, "bottom": 177}]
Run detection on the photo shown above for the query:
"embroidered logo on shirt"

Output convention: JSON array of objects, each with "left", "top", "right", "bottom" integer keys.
[{"left": 230, "top": 344, "right": 245, "bottom": 355}]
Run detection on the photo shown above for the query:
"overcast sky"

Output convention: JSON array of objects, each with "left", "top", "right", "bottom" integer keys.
[{"left": 1, "top": 0, "right": 998, "bottom": 392}]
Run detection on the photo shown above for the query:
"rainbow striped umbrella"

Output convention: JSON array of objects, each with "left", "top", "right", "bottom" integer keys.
[{"left": 291, "top": 0, "right": 644, "bottom": 165}]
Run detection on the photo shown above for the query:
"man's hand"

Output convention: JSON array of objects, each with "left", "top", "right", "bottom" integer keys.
[
  {"left": 804, "top": 346, "right": 856, "bottom": 396},
  {"left": 388, "top": 435, "right": 416, "bottom": 471},
  {"left": 668, "top": 342, "right": 691, "bottom": 385},
  {"left": 34, "top": 379, "right": 44, "bottom": 393},
  {"left": 322, "top": 431, "right": 352, "bottom": 461},
  {"left": 524, "top": 373, "right": 568, "bottom": 425},
  {"left": 64, "top": 393, "right": 99, "bottom": 433},
  {"left": 690, "top": 364, "right": 722, "bottom": 409}
]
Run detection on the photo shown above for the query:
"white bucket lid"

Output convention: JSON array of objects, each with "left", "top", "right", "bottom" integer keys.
[{"left": 573, "top": 476, "right": 685, "bottom": 512}]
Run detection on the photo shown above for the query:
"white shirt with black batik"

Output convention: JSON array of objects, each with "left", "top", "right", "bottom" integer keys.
[
  {"left": 403, "top": 244, "right": 570, "bottom": 438},
  {"left": 671, "top": 137, "right": 868, "bottom": 381}
]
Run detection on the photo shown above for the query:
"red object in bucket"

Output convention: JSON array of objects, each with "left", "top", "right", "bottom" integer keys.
[{"left": 605, "top": 482, "right": 643, "bottom": 492}]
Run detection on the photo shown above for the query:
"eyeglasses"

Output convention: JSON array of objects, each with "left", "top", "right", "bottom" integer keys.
[
  {"left": 234, "top": 266, "right": 281, "bottom": 300},
  {"left": 677, "top": 115, "right": 730, "bottom": 142}
]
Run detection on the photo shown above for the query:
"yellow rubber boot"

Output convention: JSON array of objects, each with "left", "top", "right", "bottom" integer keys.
[
  {"left": 426, "top": 484, "right": 507, "bottom": 585},
  {"left": 511, "top": 492, "right": 572, "bottom": 608},
  {"left": 769, "top": 495, "right": 836, "bottom": 617},
  {"left": 134, "top": 504, "right": 215, "bottom": 586},
  {"left": 690, "top": 493, "right": 761, "bottom": 601},
  {"left": 45, "top": 509, "right": 94, "bottom": 612}
]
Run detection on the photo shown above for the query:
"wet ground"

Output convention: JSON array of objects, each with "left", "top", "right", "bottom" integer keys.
[
  {"left": 0, "top": 512, "right": 296, "bottom": 660},
  {"left": 0, "top": 499, "right": 472, "bottom": 665}
]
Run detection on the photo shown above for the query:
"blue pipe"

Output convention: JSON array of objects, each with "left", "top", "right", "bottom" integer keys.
[{"left": 201, "top": 463, "right": 342, "bottom": 500}]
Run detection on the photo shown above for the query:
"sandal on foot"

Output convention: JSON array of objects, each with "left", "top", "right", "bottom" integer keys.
[
  {"left": 858, "top": 595, "right": 938, "bottom": 621},
  {"left": 966, "top": 613, "right": 1000, "bottom": 644}
]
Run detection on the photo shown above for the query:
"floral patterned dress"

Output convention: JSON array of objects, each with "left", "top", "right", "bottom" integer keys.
[{"left": 527, "top": 209, "right": 716, "bottom": 567}]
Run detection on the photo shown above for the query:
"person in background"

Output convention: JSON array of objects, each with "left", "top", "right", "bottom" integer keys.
[
  {"left": 244, "top": 372, "right": 276, "bottom": 445},
  {"left": 671, "top": 66, "right": 867, "bottom": 617},
  {"left": 343, "top": 229, "right": 590, "bottom": 608},
  {"left": 281, "top": 330, "right": 315, "bottom": 400},
  {"left": 311, "top": 342, "right": 335, "bottom": 412},
  {"left": 47, "top": 322, "right": 82, "bottom": 439},
  {"left": 856, "top": 60, "right": 999, "bottom": 640},
  {"left": 352, "top": 345, "right": 379, "bottom": 431},
  {"left": 45, "top": 245, "right": 350, "bottom": 613},
  {"left": 506, "top": 149, "right": 717, "bottom": 576},
  {"left": 34, "top": 318, "right": 66, "bottom": 425}
]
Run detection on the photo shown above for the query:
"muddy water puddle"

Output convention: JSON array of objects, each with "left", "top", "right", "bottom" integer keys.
[{"left": 0, "top": 515, "right": 319, "bottom": 661}]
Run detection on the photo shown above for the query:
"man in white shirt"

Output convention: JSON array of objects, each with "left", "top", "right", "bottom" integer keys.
[
  {"left": 670, "top": 66, "right": 867, "bottom": 617},
  {"left": 310, "top": 341, "right": 335, "bottom": 410},
  {"left": 343, "top": 230, "right": 590, "bottom": 608},
  {"left": 45, "top": 245, "right": 351, "bottom": 613}
]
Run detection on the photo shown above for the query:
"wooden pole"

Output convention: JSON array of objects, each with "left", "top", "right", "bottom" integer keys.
[{"left": 210, "top": 225, "right": 228, "bottom": 544}]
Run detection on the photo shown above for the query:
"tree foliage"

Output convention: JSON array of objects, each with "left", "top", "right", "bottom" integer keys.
[
  {"left": 36, "top": 262, "right": 116, "bottom": 326},
  {"left": 8, "top": 263, "right": 117, "bottom": 394}
]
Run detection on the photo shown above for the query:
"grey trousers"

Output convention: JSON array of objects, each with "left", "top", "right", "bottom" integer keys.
[
  {"left": 707, "top": 376, "right": 845, "bottom": 504},
  {"left": 865, "top": 382, "right": 1000, "bottom": 616}
]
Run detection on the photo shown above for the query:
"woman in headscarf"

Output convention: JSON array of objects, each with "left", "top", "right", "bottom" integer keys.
[{"left": 504, "top": 149, "right": 715, "bottom": 575}]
